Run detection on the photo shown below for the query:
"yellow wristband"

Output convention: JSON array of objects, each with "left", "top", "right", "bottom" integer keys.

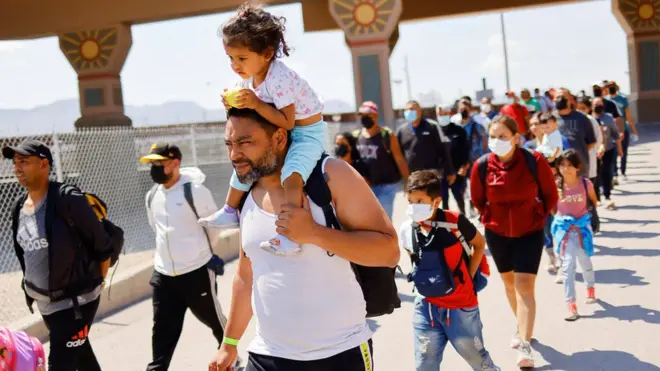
[{"left": 223, "top": 336, "right": 239, "bottom": 346}]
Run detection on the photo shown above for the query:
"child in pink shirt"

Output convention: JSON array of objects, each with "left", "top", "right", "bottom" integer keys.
[{"left": 552, "top": 149, "right": 599, "bottom": 321}]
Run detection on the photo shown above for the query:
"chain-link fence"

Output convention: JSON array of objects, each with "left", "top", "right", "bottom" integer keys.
[{"left": 0, "top": 121, "right": 362, "bottom": 325}]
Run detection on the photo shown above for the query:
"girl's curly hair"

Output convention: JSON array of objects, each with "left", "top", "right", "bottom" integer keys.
[{"left": 220, "top": 2, "right": 290, "bottom": 59}]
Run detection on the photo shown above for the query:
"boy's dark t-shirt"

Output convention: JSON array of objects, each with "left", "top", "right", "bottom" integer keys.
[
  {"left": 559, "top": 110, "right": 597, "bottom": 177},
  {"left": 399, "top": 211, "right": 479, "bottom": 309}
]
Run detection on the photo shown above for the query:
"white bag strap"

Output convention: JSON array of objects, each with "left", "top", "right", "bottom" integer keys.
[{"left": 428, "top": 221, "right": 473, "bottom": 256}]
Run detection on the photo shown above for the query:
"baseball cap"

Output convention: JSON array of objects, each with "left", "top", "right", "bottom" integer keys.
[
  {"left": 358, "top": 101, "right": 379, "bottom": 115},
  {"left": 505, "top": 91, "right": 516, "bottom": 97},
  {"left": 2, "top": 139, "right": 53, "bottom": 165},
  {"left": 140, "top": 143, "right": 182, "bottom": 163}
]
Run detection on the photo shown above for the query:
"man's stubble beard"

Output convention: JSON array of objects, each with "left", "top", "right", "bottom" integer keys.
[{"left": 235, "top": 146, "right": 280, "bottom": 185}]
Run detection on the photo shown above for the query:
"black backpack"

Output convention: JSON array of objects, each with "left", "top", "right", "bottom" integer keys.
[
  {"left": 11, "top": 183, "right": 124, "bottom": 314},
  {"left": 238, "top": 154, "right": 401, "bottom": 318}
]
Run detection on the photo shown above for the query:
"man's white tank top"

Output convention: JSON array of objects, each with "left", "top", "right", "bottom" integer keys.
[{"left": 240, "top": 192, "right": 372, "bottom": 361}]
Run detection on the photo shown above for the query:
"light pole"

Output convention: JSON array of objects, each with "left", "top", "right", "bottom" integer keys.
[
  {"left": 393, "top": 79, "right": 402, "bottom": 108},
  {"left": 404, "top": 55, "right": 413, "bottom": 101},
  {"left": 500, "top": 13, "right": 511, "bottom": 92}
]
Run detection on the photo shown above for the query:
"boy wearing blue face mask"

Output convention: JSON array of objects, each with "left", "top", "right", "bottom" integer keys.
[{"left": 399, "top": 170, "right": 499, "bottom": 371}]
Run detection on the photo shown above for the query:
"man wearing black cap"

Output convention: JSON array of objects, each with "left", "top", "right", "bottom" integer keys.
[
  {"left": 4, "top": 139, "right": 116, "bottom": 371},
  {"left": 141, "top": 143, "right": 232, "bottom": 371}
]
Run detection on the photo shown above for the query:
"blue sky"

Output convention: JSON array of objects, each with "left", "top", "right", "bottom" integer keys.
[{"left": 0, "top": 0, "right": 629, "bottom": 111}]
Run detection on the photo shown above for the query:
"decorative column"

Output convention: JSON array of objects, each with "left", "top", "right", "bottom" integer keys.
[
  {"left": 330, "top": 0, "right": 403, "bottom": 125},
  {"left": 612, "top": 0, "right": 660, "bottom": 124},
  {"left": 59, "top": 24, "right": 132, "bottom": 128}
]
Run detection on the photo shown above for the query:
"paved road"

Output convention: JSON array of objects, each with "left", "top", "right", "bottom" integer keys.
[{"left": 45, "top": 132, "right": 660, "bottom": 371}]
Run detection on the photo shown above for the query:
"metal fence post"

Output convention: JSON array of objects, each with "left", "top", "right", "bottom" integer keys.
[
  {"left": 52, "top": 131, "right": 64, "bottom": 182},
  {"left": 190, "top": 125, "right": 199, "bottom": 166}
]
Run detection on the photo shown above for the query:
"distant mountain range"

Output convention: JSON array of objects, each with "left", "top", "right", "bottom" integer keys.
[{"left": 0, "top": 98, "right": 354, "bottom": 137}]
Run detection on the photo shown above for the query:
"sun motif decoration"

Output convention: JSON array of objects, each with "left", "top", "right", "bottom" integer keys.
[
  {"left": 59, "top": 28, "right": 117, "bottom": 71},
  {"left": 621, "top": 0, "right": 660, "bottom": 28},
  {"left": 332, "top": 0, "right": 395, "bottom": 36}
]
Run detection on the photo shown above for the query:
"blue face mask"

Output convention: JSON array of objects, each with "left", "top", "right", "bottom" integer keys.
[{"left": 404, "top": 110, "right": 418, "bottom": 123}]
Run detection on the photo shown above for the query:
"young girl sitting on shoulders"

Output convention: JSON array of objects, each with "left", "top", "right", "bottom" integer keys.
[
  {"left": 551, "top": 149, "right": 598, "bottom": 321},
  {"left": 199, "top": 3, "right": 325, "bottom": 256}
]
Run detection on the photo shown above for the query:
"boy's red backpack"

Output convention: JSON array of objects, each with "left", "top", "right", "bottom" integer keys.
[{"left": 0, "top": 328, "right": 45, "bottom": 371}]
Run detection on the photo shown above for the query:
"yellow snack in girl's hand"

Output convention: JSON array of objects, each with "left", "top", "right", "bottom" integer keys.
[{"left": 224, "top": 88, "right": 242, "bottom": 107}]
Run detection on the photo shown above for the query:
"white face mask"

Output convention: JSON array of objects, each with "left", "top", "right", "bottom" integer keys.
[
  {"left": 437, "top": 115, "right": 451, "bottom": 126},
  {"left": 480, "top": 104, "right": 492, "bottom": 113},
  {"left": 488, "top": 138, "right": 513, "bottom": 157},
  {"left": 407, "top": 203, "right": 435, "bottom": 222},
  {"left": 507, "top": 97, "right": 516, "bottom": 104}
]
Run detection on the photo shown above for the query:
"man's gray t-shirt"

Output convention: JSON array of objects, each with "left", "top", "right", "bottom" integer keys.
[
  {"left": 18, "top": 196, "right": 101, "bottom": 315},
  {"left": 596, "top": 113, "right": 620, "bottom": 151},
  {"left": 558, "top": 110, "right": 597, "bottom": 177}
]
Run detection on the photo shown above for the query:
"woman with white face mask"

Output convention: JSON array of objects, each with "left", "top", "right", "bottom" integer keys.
[{"left": 469, "top": 115, "right": 559, "bottom": 369}]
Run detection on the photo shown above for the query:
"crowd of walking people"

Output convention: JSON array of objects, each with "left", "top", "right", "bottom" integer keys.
[{"left": 0, "top": 2, "right": 645, "bottom": 371}]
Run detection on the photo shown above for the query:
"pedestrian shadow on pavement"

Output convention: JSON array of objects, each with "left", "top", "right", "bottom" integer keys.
[
  {"left": 586, "top": 299, "right": 660, "bottom": 325},
  {"left": 575, "top": 268, "right": 648, "bottom": 287},
  {"left": 610, "top": 189, "right": 660, "bottom": 196},
  {"left": 597, "top": 230, "right": 660, "bottom": 239},
  {"left": 625, "top": 172, "right": 660, "bottom": 176},
  {"left": 599, "top": 216, "right": 660, "bottom": 225},
  {"left": 367, "top": 319, "right": 381, "bottom": 333},
  {"left": 398, "top": 292, "right": 415, "bottom": 303},
  {"left": 623, "top": 179, "right": 660, "bottom": 185},
  {"left": 594, "top": 244, "right": 660, "bottom": 257},
  {"left": 533, "top": 341, "right": 660, "bottom": 371}
]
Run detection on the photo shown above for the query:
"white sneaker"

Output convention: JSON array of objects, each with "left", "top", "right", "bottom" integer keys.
[
  {"left": 555, "top": 270, "right": 564, "bottom": 284},
  {"left": 517, "top": 342, "right": 535, "bottom": 368},
  {"left": 260, "top": 234, "right": 301, "bottom": 256},
  {"left": 198, "top": 207, "right": 239, "bottom": 229},
  {"left": 510, "top": 330, "right": 522, "bottom": 349}
]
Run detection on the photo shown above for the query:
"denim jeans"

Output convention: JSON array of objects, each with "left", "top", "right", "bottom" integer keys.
[
  {"left": 560, "top": 230, "right": 595, "bottom": 304},
  {"left": 544, "top": 215, "right": 556, "bottom": 262},
  {"left": 371, "top": 182, "right": 400, "bottom": 219},
  {"left": 601, "top": 148, "right": 616, "bottom": 199},
  {"left": 412, "top": 297, "right": 498, "bottom": 371}
]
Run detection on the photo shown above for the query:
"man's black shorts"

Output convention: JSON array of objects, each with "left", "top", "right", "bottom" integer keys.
[{"left": 246, "top": 340, "right": 373, "bottom": 371}]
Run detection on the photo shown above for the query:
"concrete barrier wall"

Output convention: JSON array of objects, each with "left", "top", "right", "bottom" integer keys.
[{"left": 13, "top": 229, "right": 241, "bottom": 343}]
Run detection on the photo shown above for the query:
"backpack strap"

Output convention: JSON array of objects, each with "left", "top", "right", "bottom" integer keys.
[
  {"left": 146, "top": 184, "right": 158, "bottom": 210},
  {"left": 381, "top": 127, "right": 392, "bottom": 154},
  {"left": 303, "top": 153, "right": 341, "bottom": 231},
  {"left": 476, "top": 153, "right": 490, "bottom": 200},
  {"left": 410, "top": 222, "right": 422, "bottom": 265},
  {"left": 183, "top": 182, "right": 213, "bottom": 255},
  {"left": 11, "top": 193, "right": 34, "bottom": 313},
  {"left": 520, "top": 148, "right": 545, "bottom": 207}
]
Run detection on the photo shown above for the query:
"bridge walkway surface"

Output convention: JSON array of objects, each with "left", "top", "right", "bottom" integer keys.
[{"left": 44, "top": 128, "right": 660, "bottom": 371}]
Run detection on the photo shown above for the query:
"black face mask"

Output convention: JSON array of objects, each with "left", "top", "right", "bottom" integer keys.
[
  {"left": 334, "top": 144, "right": 349, "bottom": 158},
  {"left": 608, "top": 86, "right": 617, "bottom": 95},
  {"left": 360, "top": 116, "right": 375, "bottom": 129},
  {"left": 555, "top": 97, "right": 569, "bottom": 111},
  {"left": 594, "top": 105, "right": 605, "bottom": 115},
  {"left": 460, "top": 109, "right": 469, "bottom": 119},
  {"left": 593, "top": 87, "right": 603, "bottom": 97},
  {"left": 150, "top": 165, "right": 171, "bottom": 184}
]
